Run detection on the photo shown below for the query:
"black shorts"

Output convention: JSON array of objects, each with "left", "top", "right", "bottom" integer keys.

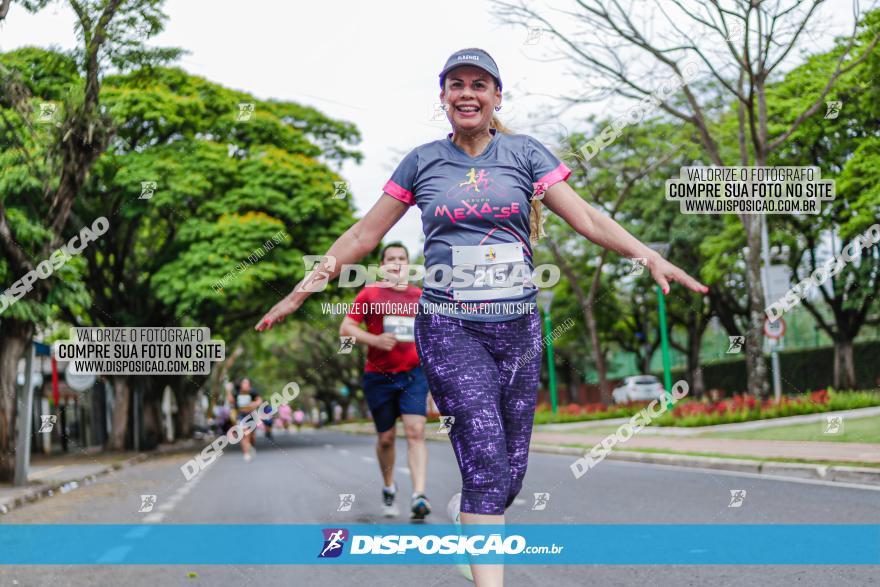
[{"left": 362, "top": 367, "right": 429, "bottom": 433}]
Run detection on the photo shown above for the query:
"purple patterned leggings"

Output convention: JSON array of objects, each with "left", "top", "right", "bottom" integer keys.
[{"left": 414, "top": 310, "right": 542, "bottom": 515}]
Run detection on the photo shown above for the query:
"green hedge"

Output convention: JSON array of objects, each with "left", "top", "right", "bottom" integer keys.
[{"left": 657, "top": 339, "right": 880, "bottom": 395}]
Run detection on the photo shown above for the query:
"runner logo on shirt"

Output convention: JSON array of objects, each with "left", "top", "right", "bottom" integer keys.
[{"left": 458, "top": 167, "right": 489, "bottom": 193}]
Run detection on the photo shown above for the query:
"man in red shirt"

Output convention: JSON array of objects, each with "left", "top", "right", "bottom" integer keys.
[{"left": 340, "top": 242, "right": 431, "bottom": 520}]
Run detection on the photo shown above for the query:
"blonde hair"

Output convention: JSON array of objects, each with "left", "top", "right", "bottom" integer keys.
[{"left": 489, "top": 115, "right": 546, "bottom": 245}]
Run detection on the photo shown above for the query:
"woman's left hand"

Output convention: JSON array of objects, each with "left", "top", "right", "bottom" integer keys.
[{"left": 649, "top": 256, "right": 709, "bottom": 295}]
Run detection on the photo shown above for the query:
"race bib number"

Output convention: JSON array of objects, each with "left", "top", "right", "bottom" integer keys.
[
  {"left": 236, "top": 394, "right": 252, "bottom": 408},
  {"left": 451, "top": 242, "right": 527, "bottom": 301},
  {"left": 383, "top": 315, "right": 415, "bottom": 342}
]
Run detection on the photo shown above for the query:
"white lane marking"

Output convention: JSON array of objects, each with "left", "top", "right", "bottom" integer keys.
[
  {"left": 141, "top": 465, "right": 205, "bottom": 524},
  {"left": 157, "top": 499, "right": 180, "bottom": 512},
  {"left": 360, "top": 456, "right": 375, "bottom": 463},
  {"left": 339, "top": 448, "right": 350, "bottom": 456},
  {"left": 396, "top": 467, "right": 410, "bottom": 475}
]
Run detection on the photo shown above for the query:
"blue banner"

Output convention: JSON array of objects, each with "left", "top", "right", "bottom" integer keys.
[{"left": 0, "top": 524, "right": 877, "bottom": 564}]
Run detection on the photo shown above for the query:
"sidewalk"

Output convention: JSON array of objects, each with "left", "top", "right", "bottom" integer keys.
[{"left": 0, "top": 439, "right": 204, "bottom": 515}]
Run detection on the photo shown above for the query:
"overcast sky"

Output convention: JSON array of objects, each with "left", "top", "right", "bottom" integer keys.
[{"left": 0, "top": 0, "right": 859, "bottom": 255}]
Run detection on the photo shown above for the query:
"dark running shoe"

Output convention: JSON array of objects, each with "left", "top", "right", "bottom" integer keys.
[{"left": 410, "top": 493, "right": 432, "bottom": 520}]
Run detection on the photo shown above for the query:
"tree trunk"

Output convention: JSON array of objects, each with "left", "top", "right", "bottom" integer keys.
[
  {"left": 640, "top": 345, "right": 654, "bottom": 374},
  {"left": 321, "top": 399, "right": 334, "bottom": 426},
  {"left": 108, "top": 376, "right": 130, "bottom": 451},
  {"left": 142, "top": 388, "right": 162, "bottom": 449},
  {"left": 743, "top": 215, "right": 770, "bottom": 397},
  {"left": 340, "top": 396, "right": 352, "bottom": 421},
  {"left": 584, "top": 307, "right": 611, "bottom": 405},
  {"left": 688, "top": 330, "right": 706, "bottom": 398},
  {"left": 833, "top": 338, "right": 857, "bottom": 390},
  {"left": 563, "top": 353, "right": 578, "bottom": 404},
  {"left": 356, "top": 395, "right": 368, "bottom": 419},
  {"left": 174, "top": 387, "right": 194, "bottom": 440},
  {"left": 0, "top": 319, "right": 32, "bottom": 482}
]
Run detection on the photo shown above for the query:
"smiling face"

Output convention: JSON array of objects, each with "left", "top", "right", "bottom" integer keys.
[
  {"left": 381, "top": 246, "right": 409, "bottom": 282},
  {"left": 440, "top": 65, "right": 502, "bottom": 133}
]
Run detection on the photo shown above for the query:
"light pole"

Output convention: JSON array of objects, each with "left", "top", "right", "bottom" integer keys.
[
  {"left": 647, "top": 243, "right": 673, "bottom": 409},
  {"left": 537, "top": 290, "right": 557, "bottom": 414}
]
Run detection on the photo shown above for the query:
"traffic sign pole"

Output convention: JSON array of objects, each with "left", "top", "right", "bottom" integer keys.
[
  {"left": 14, "top": 343, "right": 36, "bottom": 487},
  {"left": 760, "top": 217, "right": 783, "bottom": 401},
  {"left": 657, "top": 285, "right": 673, "bottom": 409}
]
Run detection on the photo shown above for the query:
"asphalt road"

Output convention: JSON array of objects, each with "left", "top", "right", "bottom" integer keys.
[{"left": 1, "top": 427, "right": 878, "bottom": 586}]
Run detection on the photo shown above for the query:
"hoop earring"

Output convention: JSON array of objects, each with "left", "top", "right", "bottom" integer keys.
[{"left": 494, "top": 105, "right": 502, "bottom": 112}]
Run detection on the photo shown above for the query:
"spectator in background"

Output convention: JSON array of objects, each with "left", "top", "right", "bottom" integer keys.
[
  {"left": 277, "top": 402, "right": 293, "bottom": 432},
  {"left": 234, "top": 377, "right": 262, "bottom": 462}
]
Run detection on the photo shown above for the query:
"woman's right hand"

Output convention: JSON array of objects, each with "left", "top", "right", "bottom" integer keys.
[{"left": 255, "top": 294, "right": 302, "bottom": 331}]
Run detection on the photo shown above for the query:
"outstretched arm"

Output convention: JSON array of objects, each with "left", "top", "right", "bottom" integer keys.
[
  {"left": 540, "top": 181, "right": 708, "bottom": 295},
  {"left": 255, "top": 194, "right": 410, "bottom": 330}
]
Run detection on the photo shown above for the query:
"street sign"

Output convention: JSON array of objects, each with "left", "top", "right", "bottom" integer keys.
[
  {"left": 65, "top": 369, "right": 96, "bottom": 392},
  {"left": 766, "top": 264, "right": 792, "bottom": 303},
  {"left": 764, "top": 317, "right": 786, "bottom": 339},
  {"left": 16, "top": 371, "right": 43, "bottom": 389}
]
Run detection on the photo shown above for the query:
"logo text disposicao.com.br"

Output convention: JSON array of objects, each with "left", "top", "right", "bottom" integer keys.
[{"left": 318, "top": 529, "right": 564, "bottom": 558}]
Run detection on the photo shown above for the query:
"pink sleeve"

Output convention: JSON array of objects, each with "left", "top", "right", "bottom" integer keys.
[
  {"left": 383, "top": 180, "right": 415, "bottom": 206},
  {"left": 537, "top": 162, "right": 571, "bottom": 187}
]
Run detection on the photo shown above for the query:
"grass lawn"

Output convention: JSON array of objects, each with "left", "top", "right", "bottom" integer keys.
[
  {"left": 554, "top": 443, "right": 880, "bottom": 469},
  {"left": 698, "top": 415, "right": 880, "bottom": 443},
  {"left": 556, "top": 415, "right": 880, "bottom": 444},
  {"left": 558, "top": 424, "right": 626, "bottom": 436}
]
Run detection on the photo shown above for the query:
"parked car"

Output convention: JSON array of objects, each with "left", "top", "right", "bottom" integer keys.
[{"left": 612, "top": 375, "right": 665, "bottom": 404}]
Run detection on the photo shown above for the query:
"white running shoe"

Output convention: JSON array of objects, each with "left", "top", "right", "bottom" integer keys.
[
  {"left": 243, "top": 451, "right": 253, "bottom": 463},
  {"left": 447, "top": 492, "right": 462, "bottom": 525},
  {"left": 382, "top": 484, "right": 399, "bottom": 517},
  {"left": 456, "top": 563, "right": 474, "bottom": 582},
  {"left": 446, "top": 493, "right": 473, "bottom": 582}
]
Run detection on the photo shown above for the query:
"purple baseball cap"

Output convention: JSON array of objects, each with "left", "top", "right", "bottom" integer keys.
[{"left": 439, "top": 48, "right": 502, "bottom": 91}]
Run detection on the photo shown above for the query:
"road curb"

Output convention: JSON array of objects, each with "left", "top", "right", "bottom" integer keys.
[
  {"left": 333, "top": 425, "right": 880, "bottom": 487},
  {"left": 531, "top": 443, "right": 880, "bottom": 486},
  {"left": 0, "top": 438, "right": 204, "bottom": 516}
]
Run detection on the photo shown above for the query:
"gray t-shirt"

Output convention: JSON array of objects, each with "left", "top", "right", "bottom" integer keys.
[{"left": 383, "top": 129, "right": 571, "bottom": 322}]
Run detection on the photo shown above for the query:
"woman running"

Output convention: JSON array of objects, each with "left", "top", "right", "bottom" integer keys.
[{"left": 256, "top": 47, "right": 707, "bottom": 586}]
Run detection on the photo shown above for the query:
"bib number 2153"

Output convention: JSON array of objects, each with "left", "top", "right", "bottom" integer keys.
[{"left": 450, "top": 242, "right": 528, "bottom": 301}]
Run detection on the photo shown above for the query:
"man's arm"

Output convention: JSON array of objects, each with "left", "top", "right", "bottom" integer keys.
[
  {"left": 340, "top": 316, "right": 378, "bottom": 346},
  {"left": 340, "top": 316, "right": 398, "bottom": 352}
]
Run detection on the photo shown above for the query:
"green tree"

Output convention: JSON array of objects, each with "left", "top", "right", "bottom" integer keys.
[
  {"left": 68, "top": 64, "right": 362, "bottom": 448},
  {"left": 767, "top": 10, "right": 880, "bottom": 387},
  {"left": 494, "top": 0, "right": 879, "bottom": 398},
  {"left": 0, "top": 0, "right": 174, "bottom": 481}
]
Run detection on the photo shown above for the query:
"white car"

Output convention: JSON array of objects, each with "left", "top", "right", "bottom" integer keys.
[{"left": 612, "top": 375, "right": 665, "bottom": 404}]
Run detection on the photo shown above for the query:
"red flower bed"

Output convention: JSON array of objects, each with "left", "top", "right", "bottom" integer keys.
[
  {"left": 536, "top": 390, "right": 834, "bottom": 420},
  {"left": 668, "top": 389, "right": 830, "bottom": 418}
]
